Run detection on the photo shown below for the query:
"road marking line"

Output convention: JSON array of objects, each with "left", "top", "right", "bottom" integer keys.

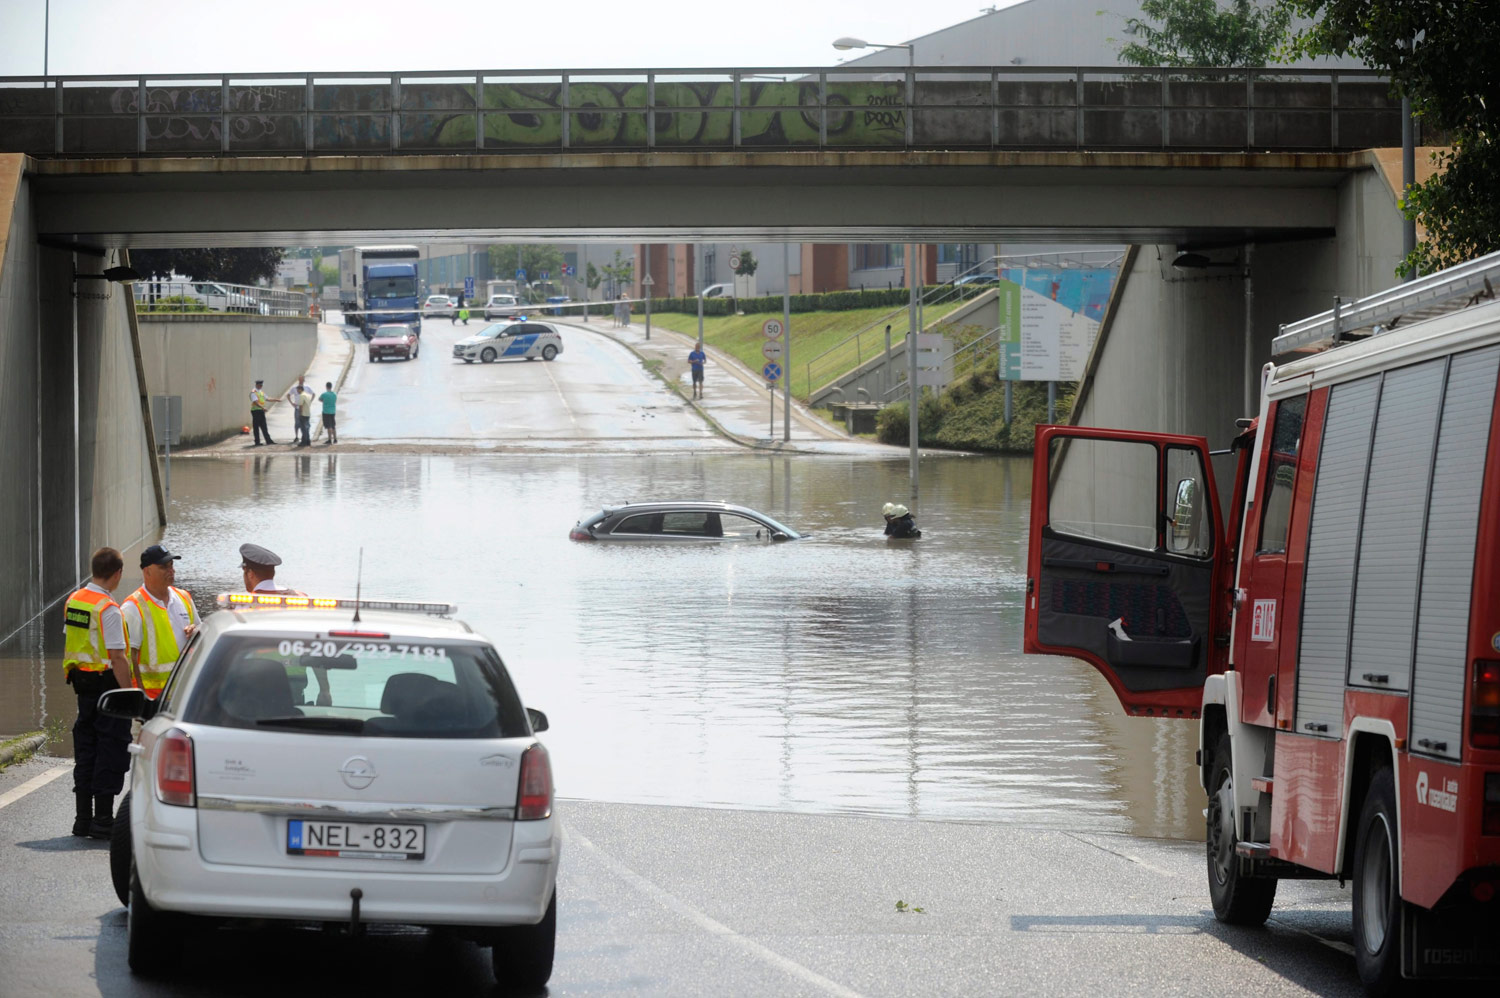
[
  {"left": 0, "top": 766, "right": 69, "bottom": 811},
  {"left": 568, "top": 828, "right": 865, "bottom": 998},
  {"left": 543, "top": 364, "right": 579, "bottom": 429},
  {"left": 1063, "top": 832, "right": 1182, "bottom": 878}
]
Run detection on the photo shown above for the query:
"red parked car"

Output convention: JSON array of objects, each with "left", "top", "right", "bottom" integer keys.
[{"left": 368, "top": 323, "right": 419, "bottom": 362}]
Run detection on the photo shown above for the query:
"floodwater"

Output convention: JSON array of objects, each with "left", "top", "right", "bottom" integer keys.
[{"left": 0, "top": 451, "right": 1202, "bottom": 841}]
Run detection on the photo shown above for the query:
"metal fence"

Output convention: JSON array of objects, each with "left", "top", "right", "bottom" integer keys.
[
  {"left": 133, "top": 280, "right": 309, "bottom": 317},
  {"left": 0, "top": 66, "right": 1416, "bottom": 158}
]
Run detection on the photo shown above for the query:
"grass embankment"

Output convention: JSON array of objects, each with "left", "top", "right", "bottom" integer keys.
[
  {"left": 646, "top": 301, "right": 964, "bottom": 401},
  {"left": 646, "top": 302, "right": 1073, "bottom": 453},
  {"left": 875, "top": 372, "right": 1074, "bottom": 453}
]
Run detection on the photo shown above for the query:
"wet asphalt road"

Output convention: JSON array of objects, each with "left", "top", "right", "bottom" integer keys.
[
  {"left": 336, "top": 317, "right": 717, "bottom": 449},
  {"left": 0, "top": 310, "right": 1383, "bottom": 996},
  {"left": 0, "top": 754, "right": 1369, "bottom": 997}
]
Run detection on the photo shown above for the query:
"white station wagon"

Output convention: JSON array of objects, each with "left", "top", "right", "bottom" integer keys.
[{"left": 100, "top": 593, "right": 559, "bottom": 989}]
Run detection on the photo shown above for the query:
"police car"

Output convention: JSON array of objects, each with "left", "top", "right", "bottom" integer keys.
[
  {"left": 99, "top": 593, "right": 559, "bottom": 988},
  {"left": 452, "top": 320, "right": 564, "bottom": 364}
]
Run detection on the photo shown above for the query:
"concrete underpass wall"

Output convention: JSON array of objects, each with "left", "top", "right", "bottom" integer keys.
[
  {"left": 0, "top": 160, "right": 44, "bottom": 636},
  {"left": 0, "top": 155, "right": 161, "bottom": 641},
  {"left": 1072, "top": 159, "right": 1407, "bottom": 451},
  {"left": 138, "top": 315, "right": 315, "bottom": 446}
]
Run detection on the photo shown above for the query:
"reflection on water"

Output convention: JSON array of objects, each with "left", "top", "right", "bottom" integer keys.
[{"left": 0, "top": 451, "right": 1201, "bottom": 840}]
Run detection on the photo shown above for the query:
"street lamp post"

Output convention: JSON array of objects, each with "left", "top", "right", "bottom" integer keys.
[
  {"left": 641, "top": 273, "right": 654, "bottom": 340},
  {"left": 831, "top": 36, "right": 915, "bottom": 67}
]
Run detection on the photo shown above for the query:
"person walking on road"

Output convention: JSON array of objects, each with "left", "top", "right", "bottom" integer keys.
[
  {"left": 286, "top": 376, "right": 314, "bottom": 447},
  {"left": 319, "top": 381, "right": 339, "bottom": 445},
  {"left": 452, "top": 292, "right": 465, "bottom": 326},
  {"left": 688, "top": 342, "right": 707, "bottom": 399},
  {"left": 120, "top": 545, "right": 198, "bottom": 702},
  {"left": 249, "top": 379, "right": 274, "bottom": 445},
  {"left": 63, "top": 547, "right": 133, "bottom": 839}
]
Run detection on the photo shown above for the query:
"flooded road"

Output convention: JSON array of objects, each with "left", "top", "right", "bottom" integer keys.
[{"left": 0, "top": 451, "right": 1202, "bottom": 841}]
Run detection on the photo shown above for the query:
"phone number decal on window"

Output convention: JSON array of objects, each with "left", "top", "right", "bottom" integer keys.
[{"left": 276, "top": 640, "right": 450, "bottom": 659}]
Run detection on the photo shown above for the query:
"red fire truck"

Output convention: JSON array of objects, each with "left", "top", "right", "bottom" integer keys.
[{"left": 1024, "top": 252, "right": 1500, "bottom": 993}]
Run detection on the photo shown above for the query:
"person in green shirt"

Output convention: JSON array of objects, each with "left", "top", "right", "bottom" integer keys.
[{"left": 318, "top": 382, "right": 338, "bottom": 445}]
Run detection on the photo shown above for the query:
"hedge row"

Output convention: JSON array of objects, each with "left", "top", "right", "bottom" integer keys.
[
  {"left": 874, "top": 372, "right": 1076, "bottom": 454},
  {"left": 631, "top": 286, "right": 959, "bottom": 317}
]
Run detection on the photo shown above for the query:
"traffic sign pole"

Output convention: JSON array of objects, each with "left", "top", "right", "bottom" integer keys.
[{"left": 783, "top": 243, "right": 791, "bottom": 443}]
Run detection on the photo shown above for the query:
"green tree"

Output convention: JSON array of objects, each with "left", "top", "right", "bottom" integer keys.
[
  {"left": 1117, "top": 0, "right": 1291, "bottom": 67},
  {"left": 315, "top": 264, "right": 339, "bottom": 289},
  {"left": 734, "top": 250, "right": 759, "bottom": 276},
  {"left": 601, "top": 250, "right": 634, "bottom": 298},
  {"left": 1284, "top": 0, "right": 1500, "bottom": 275},
  {"left": 130, "top": 248, "right": 285, "bottom": 285},
  {"left": 585, "top": 261, "right": 601, "bottom": 297},
  {"left": 487, "top": 245, "right": 567, "bottom": 285}
]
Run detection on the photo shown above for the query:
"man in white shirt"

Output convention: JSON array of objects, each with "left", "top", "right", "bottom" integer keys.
[
  {"left": 239, "top": 542, "right": 330, "bottom": 706},
  {"left": 285, "top": 376, "right": 315, "bottom": 448},
  {"left": 120, "top": 545, "right": 198, "bottom": 701}
]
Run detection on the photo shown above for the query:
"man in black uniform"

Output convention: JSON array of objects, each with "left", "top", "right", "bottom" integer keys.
[
  {"left": 63, "top": 547, "right": 134, "bottom": 838},
  {"left": 882, "top": 502, "right": 922, "bottom": 539}
]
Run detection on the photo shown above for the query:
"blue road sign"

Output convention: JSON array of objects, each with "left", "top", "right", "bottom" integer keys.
[
  {"left": 464, "top": 276, "right": 475, "bottom": 297},
  {"left": 763, "top": 362, "right": 781, "bottom": 382},
  {"left": 516, "top": 269, "right": 527, "bottom": 281}
]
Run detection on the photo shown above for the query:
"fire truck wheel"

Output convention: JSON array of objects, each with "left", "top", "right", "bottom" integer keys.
[
  {"left": 1206, "top": 733, "right": 1276, "bottom": 925},
  {"left": 1352, "top": 767, "right": 1404, "bottom": 993}
]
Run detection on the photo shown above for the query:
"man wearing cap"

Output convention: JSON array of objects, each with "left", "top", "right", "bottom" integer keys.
[
  {"left": 240, "top": 543, "right": 330, "bottom": 705},
  {"left": 120, "top": 545, "right": 199, "bottom": 701},
  {"left": 249, "top": 379, "right": 274, "bottom": 446}
]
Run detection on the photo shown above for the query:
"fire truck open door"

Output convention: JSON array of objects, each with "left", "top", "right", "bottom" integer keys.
[{"left": 1024, "top": 426, "right": 1230, "bottom": 716}]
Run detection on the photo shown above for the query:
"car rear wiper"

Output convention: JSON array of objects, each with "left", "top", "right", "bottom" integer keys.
[{"left": 254, "top": 715, "right": 365, "bottom": 733}]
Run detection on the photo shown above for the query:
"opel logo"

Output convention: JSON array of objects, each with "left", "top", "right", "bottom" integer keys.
[{"left": 339, "top": 755, "right": 377, "bottom": 790}]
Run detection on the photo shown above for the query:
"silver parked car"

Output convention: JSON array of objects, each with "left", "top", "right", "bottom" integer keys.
[{"left": 569, "top": 501, "right": 802, "bottom": 542}]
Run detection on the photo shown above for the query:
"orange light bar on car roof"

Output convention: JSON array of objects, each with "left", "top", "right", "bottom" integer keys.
[{"left": 214, "top": 593, "right": 456, "bottom": 616}]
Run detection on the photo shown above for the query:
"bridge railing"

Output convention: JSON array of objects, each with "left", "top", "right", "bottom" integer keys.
[
  {"left": 133, "top": 280, "right": 309, "bottom": 317},
  {"left": 0, "top": 66, "right": 1416, "bottom": 158}
]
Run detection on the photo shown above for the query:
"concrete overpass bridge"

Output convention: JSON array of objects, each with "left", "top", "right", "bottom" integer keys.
[{"left": 0, "top": 65, "right": 1421, "bottom": 638}]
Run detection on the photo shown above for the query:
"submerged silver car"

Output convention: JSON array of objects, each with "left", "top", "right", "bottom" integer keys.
[{"left": 569, "top": 501, "right": 802, "bottom": 542}]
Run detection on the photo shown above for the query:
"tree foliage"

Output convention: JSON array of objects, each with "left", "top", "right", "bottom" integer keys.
[
  {"left": 734, "top": 250, "right": 759, "bottom": 276},
  {"left": 597, "top": 250, "right": 633, "bottom": 298},
  {"left": 1118, "top": 0, "right": 1291, "bottom": 67},
  {"left": 129, "top": 247, "right": 284, "bottom": 285},
  {"left": 585, "top": 261, "right": 601, "bottom": 292},
  {"left": 487, "top": 244, "right": 566, "bottom": 282},
  {"left": 1284, "top": 0, "right": 1500, "bottom": 275}
]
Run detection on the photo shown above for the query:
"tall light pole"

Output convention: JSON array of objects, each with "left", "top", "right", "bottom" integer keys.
[
  {"left": 831, "top": 36, "right": 915, "bottom": 67},
  {"left": 836, "top": 34, "right": 919, "bottom": 496}
]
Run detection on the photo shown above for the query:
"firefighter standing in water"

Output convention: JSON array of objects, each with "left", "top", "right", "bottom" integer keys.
[
  {"left": 120, "top": 545, "right": 198, "bottom": 702},
  {"left": 63, "top": 547, "right": 134, "bottom": 838}
]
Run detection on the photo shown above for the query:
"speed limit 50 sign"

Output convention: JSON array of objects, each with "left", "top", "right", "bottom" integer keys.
[{"left": 762, "top": 318, "right": 783, "bottom": 339}]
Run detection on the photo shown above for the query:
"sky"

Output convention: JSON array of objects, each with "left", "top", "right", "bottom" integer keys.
[{"left": 0, "top": 0, "right": 1031, "bottom": 77}]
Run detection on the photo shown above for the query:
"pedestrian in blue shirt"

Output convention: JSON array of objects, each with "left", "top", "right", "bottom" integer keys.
[{"left": 688, "top": 342, "right": 707, "bottom": 399}]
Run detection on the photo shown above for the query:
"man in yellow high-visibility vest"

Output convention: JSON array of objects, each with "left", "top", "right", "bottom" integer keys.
[
  {"left": 249, "top": 378, "right": 275, "bottom": 446},
  {"left": 120, "top": 545, "right": 198, "bottom": 702},
  {"left": 63, "top": 547, "right": 133, "bottom": 838}
]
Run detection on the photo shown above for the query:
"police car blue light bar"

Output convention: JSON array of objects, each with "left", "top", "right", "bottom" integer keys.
[{"left": 216, "top": 593, "right": 457, "bottom": 615}]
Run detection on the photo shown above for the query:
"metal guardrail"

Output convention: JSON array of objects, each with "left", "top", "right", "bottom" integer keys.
[
  {"left": 0, "top": 66, "right": 1412, "bottom": 158},
  {"left": 1271, "top": 249, "right": 1500, "bottom": 355},
  {"left": 134, "top": 280, "right": 309, "bottom": 317}
]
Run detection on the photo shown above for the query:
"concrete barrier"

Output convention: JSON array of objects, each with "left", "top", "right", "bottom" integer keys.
[
  {"left": 137, "top": 314, "right": 315, "bottom": 446},
  {"left": 0, "top": 154, "right": 162, "bottom": 642}
]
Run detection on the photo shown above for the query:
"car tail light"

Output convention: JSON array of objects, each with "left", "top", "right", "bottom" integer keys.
[
  {"left": 568, "top": 527, "right": 593, "bottom": 541},
  {"left": 516, "top": 743, "right": 553, "bottom": 820},
  {"left": 155, "top": 728, "right": 195, "bottom": 807},
  {"left": 1472, "top": 661, "right": 1500, "bottom": 750},
  {"left": 1485, "top": 774, "right": 1500, "bottom": 837}
]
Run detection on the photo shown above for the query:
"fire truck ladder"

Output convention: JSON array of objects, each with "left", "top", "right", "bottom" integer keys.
[{"left": 1272, "top": 249, "right": 1500, "bottom": 356}]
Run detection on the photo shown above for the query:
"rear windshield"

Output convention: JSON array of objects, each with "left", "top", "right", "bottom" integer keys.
[{"left": 183, "top": 633, "right": 531, "bottom": 738}]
